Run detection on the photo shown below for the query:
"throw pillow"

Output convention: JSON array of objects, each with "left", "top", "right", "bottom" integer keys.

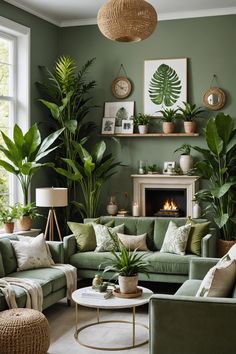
[
  {"left": 185, "top": 219, "right": 210, "bottom": 256},
  {"left": 160, "top": 221, "right": 191, "bottom": 255},
  {"left": 117, "top": 233, "right": 149, "bottom": 251},
  {"left": 67, "top": 222, "right": 97, "bottom": 252},
  {"left": 93, "top": 223, "right": 124, "bottom": 252},
  {"left": 196, "top": 259, "right": 236, "bottom": 297},
  {"left": 11, "top": 233, "right": 54, "bottom": 271}
]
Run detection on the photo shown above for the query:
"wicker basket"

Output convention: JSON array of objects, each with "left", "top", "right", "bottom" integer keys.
[{"left": 0, "top": 308, "right": 50, "bottom": 354}]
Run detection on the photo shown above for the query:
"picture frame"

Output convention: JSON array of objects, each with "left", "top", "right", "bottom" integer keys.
[
  {"left": 144, "top": 58, "right": 187, "bottom": 116},
  {"left": 163, "top": 161, "right": 176, "bottom": 174},
  {"left": 101, "top": 117, "right": 116, "bottom": 135},
  {"left": 121, "top": 119, "right": 134, "bottom": 134},
  {"left": 104, "top": 101, "right": 134, "bottom": 133}
]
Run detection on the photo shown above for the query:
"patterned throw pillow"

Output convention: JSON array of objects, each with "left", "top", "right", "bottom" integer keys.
[
  {"left": 93, "top": 223, "right": 124, "bottom": 252},
  {"left": 196, "top": 259, "right": 236, "bottom": 297},
  {"left": 160, "top": 221, "right": 191, "bottom": 255},
  {"left": 117, "top": 233, "right": 149, "bottom": 251},
  {"left": 11, "top": 233, "right": 54, "bottom": 271}
]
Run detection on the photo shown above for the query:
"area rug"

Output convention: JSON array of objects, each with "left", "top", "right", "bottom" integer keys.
[{"left": 44, "top": 299, "right": 149, "bottom": 354}]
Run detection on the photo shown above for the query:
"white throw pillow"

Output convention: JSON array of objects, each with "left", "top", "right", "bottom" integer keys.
[
  {"left": 11, "top": 233, "right": 54, "bottom": 271},
  {"left": 93, "top": 223, "right": 124, "bottom": 252},
  {"left": 160, "top": 221, "right": 191, "bottom": 255},
  {"left": 196, "top": 259, "right": 236, "bottom": 297},
  {"left": 117, "top": 233, "right": 149, "bottom": 251}
]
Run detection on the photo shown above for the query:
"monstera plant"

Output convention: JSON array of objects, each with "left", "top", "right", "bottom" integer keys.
[
  {"left": 149, "top": 64, "right": 182, "bottom": 107},
  {"left": 192, "top": 113, "right": 236, "bottom": 242}
]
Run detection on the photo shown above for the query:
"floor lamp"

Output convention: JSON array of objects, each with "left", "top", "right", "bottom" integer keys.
[{"left": 36, "top": 187, "right": 68, "bottom": 241}]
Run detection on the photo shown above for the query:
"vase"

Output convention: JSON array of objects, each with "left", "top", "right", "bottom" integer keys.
[
  {"left": 179, "top": 154, "right": 193, "bottom": 174},
  {"left": 163, "top": 122, "right": 174, "bottom": 134},
  {"left": 138, "top": 125, "right": 148, "bottom": 134},
  {"left": 193, "top": 203, "right": 201, "bottom": 218},
  {"left": 118, "top": 275, "right": 138, "bottom": 294},
  {"left": 106, "top": 196, "right": 118, "bottom": 216},
  {"left": 184, "top": 121, "right": 197, "bottom": 133},
  {"left": 4, "top": 222, "right": 14, "bottom": 233},
  {"left": 19, "top": 216, "right": 32, "bottom": 231}
]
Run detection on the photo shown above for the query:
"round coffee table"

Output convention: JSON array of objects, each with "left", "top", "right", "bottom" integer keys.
[{"left": 72, "top": 286, "right": 153, "bottom": 351}]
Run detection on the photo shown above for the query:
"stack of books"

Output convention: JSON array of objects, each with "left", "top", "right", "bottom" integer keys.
[{"left": 81, "top": 287, "right": 113, "bottom": 299}]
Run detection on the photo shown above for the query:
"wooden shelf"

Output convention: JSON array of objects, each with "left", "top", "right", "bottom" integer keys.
[{"left": 99, "top": 133, "right": 199, "bottom": 137}]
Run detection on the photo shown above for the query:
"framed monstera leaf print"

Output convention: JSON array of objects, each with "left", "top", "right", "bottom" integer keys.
[{"left": 144, "top": 58, "right": 187, "bottom": 116}]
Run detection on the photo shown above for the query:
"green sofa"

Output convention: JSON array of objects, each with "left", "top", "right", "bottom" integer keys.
[
  {"left": 149, "top": 257, "right": 236, "bottom": 354},
  {"left": 0, "top": 236, "right": 68, "bottom": 311},
  {"left": 64, "top": 216, "right": 216, "bottom": 284}
]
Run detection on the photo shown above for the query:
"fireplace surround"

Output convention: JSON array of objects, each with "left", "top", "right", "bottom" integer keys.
[{"left": 132, "top": 174, "right": 200, "bottom": 218}]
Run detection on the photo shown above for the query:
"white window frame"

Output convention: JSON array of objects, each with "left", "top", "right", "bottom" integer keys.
[{"left": 0, "top": 17, "right": 30, "bottom": 205}]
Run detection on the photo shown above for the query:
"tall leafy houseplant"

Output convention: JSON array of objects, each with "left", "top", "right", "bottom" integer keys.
[
  {"left": 0, "top": 124, "right": 63, "bottom": 205},
  {"left": 54, "top": 140, "right": 121, "bottom": 218},
  {"left": 36, "top": 56, "right": 96, "bottom": 203},
  {"left": 192, "top": 113, "right": 236, "bottom": 240}
]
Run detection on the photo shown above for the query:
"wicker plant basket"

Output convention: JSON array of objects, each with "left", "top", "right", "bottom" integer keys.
[{"left": 0, "top": 308, "right": 50, "bottom": 354}]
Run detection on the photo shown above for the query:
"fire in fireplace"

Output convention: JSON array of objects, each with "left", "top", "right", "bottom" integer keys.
[{"left": 156, "top": 199, "right": 180, "bottom": 217}]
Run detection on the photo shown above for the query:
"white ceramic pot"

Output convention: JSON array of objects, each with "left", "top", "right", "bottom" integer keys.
[
  {"left": 179, "top": 154, "right": 193, "bottom": 174},
  {"left": 118, "top": 275, "right": 138, "bottom": 294},
  {"left": 193, "top": 203, "right": 201, "bottom": 218},
  {"left": 184, "top": 121, "right": 197, "bottom": 133},
  {"left": 138, "top": 125, "right": 148, "bottom": 134},
  {"left": 106, "top": 203, "right": 118, "bottom": 216},
  {"left": 163, "top": 122, "right": 174, "bottom": 134}
]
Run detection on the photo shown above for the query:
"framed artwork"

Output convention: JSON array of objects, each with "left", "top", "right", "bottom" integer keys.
[
  {"left": 144, "top": 58, "right": 187, "bottom": 116},
  {"left": 104, "top": 101, "right": 134, "bottom": 133},
  {"left": 101, "top": 117, "right": 115, "bottom": 134},
  {"left": 121, "top": 119, "right": 134, "bottom": 134},
  {"left": 163, "top": 161, "right": 176, "bottom": 174}
]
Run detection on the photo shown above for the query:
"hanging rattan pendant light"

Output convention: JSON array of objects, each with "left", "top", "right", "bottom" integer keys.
[{"left": 97, "top": 0, "right": 158, "bottom": 42}]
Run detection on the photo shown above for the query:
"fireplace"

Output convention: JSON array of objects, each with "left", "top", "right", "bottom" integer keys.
[{"left": 132, "top": 174, "right": 199, "bottom": 218}]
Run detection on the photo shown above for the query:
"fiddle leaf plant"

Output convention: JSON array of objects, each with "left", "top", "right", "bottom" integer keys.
[{"left": 192, "top": 113, "right": 236, "bottom": 240}]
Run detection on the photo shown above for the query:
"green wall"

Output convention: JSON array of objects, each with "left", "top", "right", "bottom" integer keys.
[{"left": 59, "top": 15, "right": 236, "bottom": 213}]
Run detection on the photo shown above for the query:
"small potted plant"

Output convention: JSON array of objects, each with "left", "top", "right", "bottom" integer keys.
[
  {"left": 103, "top": 232, "right": 149, "bottom": 294},
  {"left": 159, "top": 108, "right": 178, "bottom": 134},
  {"left": 0, "top": 205, "right": 19, "bottom": 233},
  {"left": 16, "top": 202, "right": 41, "bottom": 231},
  {"left": 174, "top": 144, "right": 193, "bottom": 174},
  {"left": 133, "top": 113, "right": 151, "bottom": 134},
  {"left": 177, "top": 102, "right": 205, "bottom": 133},
  {"left": 147, "top": 164, "right": 160, "bottom": 174}
]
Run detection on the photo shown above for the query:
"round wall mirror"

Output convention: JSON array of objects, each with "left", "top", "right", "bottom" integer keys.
[{"left": 203, "top": 87, "right": 226, "bottom": 111}]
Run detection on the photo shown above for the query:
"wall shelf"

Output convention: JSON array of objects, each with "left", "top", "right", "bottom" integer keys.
[{"left": 99, "top": 133, "right": 199, "bottom": 137}]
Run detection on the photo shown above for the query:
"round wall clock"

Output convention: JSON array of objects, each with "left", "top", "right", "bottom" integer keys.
[{"left": 112, "top": 76, "right": 132, "bottom": 99}]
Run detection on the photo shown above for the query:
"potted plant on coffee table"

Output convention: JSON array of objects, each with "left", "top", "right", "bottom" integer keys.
[
  {"left": 0, "top": 205, "right": 19, "bottom": 233},
  {"left": 133, "top": 113, "right": 151, "bottom": 134},
  {"left": 174, "top": 144, "right": 193, "bottom": 175},
  {"left": 159, "top": 108, "right": 178, "bottom": 134},
  {"left": 103, "top": 232, "right": 149, "bottom": 294},
  {"left": 177, "top": 101, "right": 205, "bottom": 133}
]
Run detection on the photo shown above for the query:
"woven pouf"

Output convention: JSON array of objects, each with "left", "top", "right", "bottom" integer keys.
[{"left": 0, "top": 308, "right": 50, "bottom": 354}]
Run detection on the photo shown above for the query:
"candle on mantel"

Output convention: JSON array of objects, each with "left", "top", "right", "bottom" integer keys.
[{"left": 132, "top": 202, "right": 140, "bottom": 217}]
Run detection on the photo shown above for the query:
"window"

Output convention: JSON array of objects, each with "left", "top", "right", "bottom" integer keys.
[{"left": 0, "top": 17, "right": 30, "bottom": 205}]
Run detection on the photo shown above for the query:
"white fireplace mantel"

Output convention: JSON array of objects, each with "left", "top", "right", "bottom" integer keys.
[{"left": 131, "top": 174, "right": 200, "bottom": 217}]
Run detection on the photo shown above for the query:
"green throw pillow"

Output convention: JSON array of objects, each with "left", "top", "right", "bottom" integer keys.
[
  {"left": 186, "top": 219, "right": 210, "bottom": 256},
  {"left": 67, "top": 222, "right": 97, "bottom": 252}
]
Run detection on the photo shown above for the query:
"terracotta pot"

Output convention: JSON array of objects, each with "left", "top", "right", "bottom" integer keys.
[
  {"left": 118, "top": 275, "right": 138, "bottom": 294},
  {"left": 217, "top": 239, "right": 236, "bottom": 258},
  {"left": 163, "top": 122, "right": 175, "bottom": 134},
  {"left": 138, "top": 125, "right": 148, "bottom": 134},
  {"left": 179, "top": 154, "right": 193, "bottom": 174},
  {"left": 4, "top": 222, "right": 14, "bottom": 233},
  {"left": 19, "top": 216, "right": 32, "bottom": 231},
  {"left": 184, "top": 121, "right": 197, "bottom": 133}
]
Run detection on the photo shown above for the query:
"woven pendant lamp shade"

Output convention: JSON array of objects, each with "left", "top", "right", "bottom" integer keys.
[{"left": 97, "top": 0, "right": 158, "bottom": 42}]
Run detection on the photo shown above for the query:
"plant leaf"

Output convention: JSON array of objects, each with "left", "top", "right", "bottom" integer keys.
[{"left": 206, "top": 117, "right": 223, "bottom": 156}]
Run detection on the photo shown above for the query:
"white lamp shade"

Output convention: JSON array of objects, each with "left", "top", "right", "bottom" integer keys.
[{"left": 36, "top": 188, "right": 68, "bottom": 207}]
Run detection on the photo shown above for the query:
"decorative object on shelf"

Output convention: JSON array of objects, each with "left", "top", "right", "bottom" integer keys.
[
  {"left": 193, "top": 202, "right": 201, "bottom": 218},
  {"left": 144, "top": 58, "right": 187, "bottom": 116},
  {"left": 159, "top": 108, "right": 178, "bottom": 133},
  {"left": 36, "top": 187, "right": 68, "bottom": 241},
  {"left": 203, "top": 74, "right": 226, "bottom": 111},
  {"left": 121, "top": 119, "right": 134, "bottom": 134},
  {"left": 163, "top": 161, "right": 176, "bottom": 175},
  {"left": 138, "top": 160, "right": 147, "bottom": 174},
  {"left": 101, "top": 117, "right": 115, "bottom": 134},
  {"left": 132, "top": 202, "right": 140, "bottom": 217},
  {"left": 177, "top": 102, "right": 205, "bottom": 133},
  {"left": 16, "top": 202, "right": 41, "bottom": 231},
  {"left": 106, "top": 196, "right": 118, "bottom": 216},
  {"left": 0, "top": 205, "right": 19, "bottom": 233},
  {"left": 117, "top": 209, "right": 129, "bottom": 217},
  {"left": 133, "top": 113, "right": 151, "bottom": 134},
  {"left": 174, "top": 144, "right": 193, "bottom": 174},
  {"left": 104, "top": 101, "right": 134, "bottom": 134},
  {"left": 147, "top": 164, "right": 160, "bottom": 174},
  {"left": 111, "top": 64, "right": 132, "bottom": 99},
  {"left": 97, "top": 0, "right": 157, "bottom": 42}
]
